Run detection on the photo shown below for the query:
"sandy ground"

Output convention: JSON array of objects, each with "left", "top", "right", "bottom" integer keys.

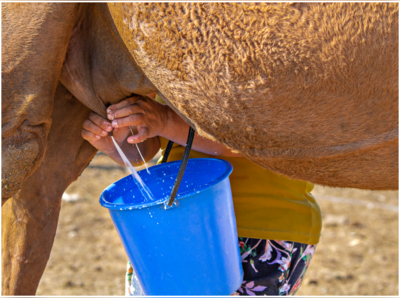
[{"left": 37, "top": 153, "right": 398, "bottom": 296}]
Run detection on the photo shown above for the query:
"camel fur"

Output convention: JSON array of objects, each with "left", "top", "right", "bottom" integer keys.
[
  {"left": 109, "top": 2, "right": 398, "bottom": 189},
  {"left": 2, "top": 83, "right": 97, "bottom": 295}
]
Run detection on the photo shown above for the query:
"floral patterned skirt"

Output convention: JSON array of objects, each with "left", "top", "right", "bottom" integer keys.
[
  {"left": 126, "top": 237, "right": 316, "bottom": 296},
  {"left": 234, "top": 238, "right": 316, "bottom": 296}
]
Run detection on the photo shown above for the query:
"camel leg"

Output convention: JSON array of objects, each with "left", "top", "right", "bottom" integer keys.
[{"left": 2, "top": 82, "right": 97, "bottom": 295}]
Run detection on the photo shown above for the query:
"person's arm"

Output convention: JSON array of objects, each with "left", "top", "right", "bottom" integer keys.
[
  {"left": 81, "top": 111, "right": 160, "bottom": 167},
  {"left": 160, "top": 108, "right": 240, "bottom": 157},
  {"left": 107, "top": 95, "right": 241, "bottom": 157}
]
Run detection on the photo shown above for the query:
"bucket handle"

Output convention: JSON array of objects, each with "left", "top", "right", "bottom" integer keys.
[
  {"left": 161, "top": 140, "right": 174, "bottom": 163},
  {"left": 164, "top": 127, "right": 195, "bottom": 207}
]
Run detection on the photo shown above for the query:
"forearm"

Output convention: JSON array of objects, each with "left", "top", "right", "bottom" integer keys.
[{"left": 160, "top": 107, "right": 241, "bottom": 157}]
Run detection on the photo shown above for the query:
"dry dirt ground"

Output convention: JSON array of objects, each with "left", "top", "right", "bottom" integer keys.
[{"left": 37, "top": 153, "right": 398, "bottom": 296}]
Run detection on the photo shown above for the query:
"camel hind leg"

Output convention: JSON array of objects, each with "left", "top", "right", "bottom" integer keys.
[{"left": 2, "top": 82, "right": 97, "bottom": 295}]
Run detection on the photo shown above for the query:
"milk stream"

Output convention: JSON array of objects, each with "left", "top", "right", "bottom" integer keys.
[
  {"left": 111, "top": 136, "right": 155, "bottom": 202},
  {"left": 129, "top": 126, "right": 150, "bottom": 174}
]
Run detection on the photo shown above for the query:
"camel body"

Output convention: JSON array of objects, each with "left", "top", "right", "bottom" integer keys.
[
  {"left": 1, "top": 3, "right": 398, "bottom": 295},
  {"left": 109, "top": 3, "right": 398, "bottom": 190}
]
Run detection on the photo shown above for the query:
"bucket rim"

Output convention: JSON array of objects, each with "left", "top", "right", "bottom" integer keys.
[{"left": 99, "top": 158, "right": 233, "bottom": 210}]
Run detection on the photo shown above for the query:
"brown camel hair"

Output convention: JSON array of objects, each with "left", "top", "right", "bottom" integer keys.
[
  {"left": 1, "top": 2, "right": 398, "bottom": 295},
  {"left": 109, "top": 2, "right": 398, "bottom": 189},
  {"left": 2, "top": 3, "right": 81, "bottom": 202},
  {"left": 2, "top": 4, "right": 156, "bottom": 295},
  {"left": 2, "top": 83, "right": 97, "bottom": 295}
]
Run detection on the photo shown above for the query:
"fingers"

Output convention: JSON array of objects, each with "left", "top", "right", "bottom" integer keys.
[
  {"left": 107, "top": 104, "right": 144, "bottom": 120},
  {"left": 111, "top": 114, "right": 145, "bottom": 129},
  {"left": 127, "top": 126, "right": 149, "bottom": 144},
  {"left": 83, "top": 118, "right": 107, "bottom": 135},
  {"left": 88, "top": 112, "right": 113, "bottom": 132},
  {"left": 106, "top": 96, "right": 144, "bottom": 113},
  {"left": 82, "top": 112, "right": 113, "bottom": 142},
  {"left": 81, "top": 128, "right": 101, "bottom": 141}
]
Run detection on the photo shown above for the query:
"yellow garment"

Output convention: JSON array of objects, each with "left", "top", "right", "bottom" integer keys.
[
  {"left": 153, "top": 95, "right": 321, "bottom": 244},
  {"left": 157, "top": 138, "right": 321, "bottom": 245}
]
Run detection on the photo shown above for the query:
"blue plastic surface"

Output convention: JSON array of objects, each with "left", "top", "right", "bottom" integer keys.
[{"left": 99, "top": 158, "right": 243, "bottom": 295}]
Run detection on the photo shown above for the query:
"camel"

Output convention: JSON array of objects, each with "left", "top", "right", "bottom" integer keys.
[{"left": 2, "top": 3, "right": 398, "bottom": 295}]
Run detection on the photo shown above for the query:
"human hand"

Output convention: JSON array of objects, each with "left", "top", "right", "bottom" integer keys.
[
  {"left": 81, "top": 112, "right": 131, "bottom": 154},
  {"left": 106, "top": 95, "right": 168, "bottom": 144}
]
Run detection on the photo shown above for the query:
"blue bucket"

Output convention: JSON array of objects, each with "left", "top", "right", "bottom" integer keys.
[{"left": 99, "top": 158, "right": 243, "bottom": 295}]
